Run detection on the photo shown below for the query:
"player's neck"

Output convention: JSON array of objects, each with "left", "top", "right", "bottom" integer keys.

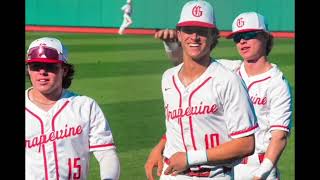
[
  {"left": 29, "top": 88, "right": 63, "bottom": 109},
  {"left": 179, "top": 57, "right": 211, "bottom": 86},
  {"left": 243, "top": 56, "right": 272, "bottom": 77}
]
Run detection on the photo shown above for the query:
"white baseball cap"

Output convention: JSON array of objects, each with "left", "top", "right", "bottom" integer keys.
[
  {"left": 177, "top": 0, "right": 216, "bottom": 28},
  {"left": 26, "top": 37, "right": 68, "bottom": 63},
  {"left": 226, "top": 12, "right": 268, "bottom": 38}
]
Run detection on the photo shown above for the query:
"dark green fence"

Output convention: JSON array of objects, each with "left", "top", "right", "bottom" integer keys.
[{"left": 26, "top": 0, "right": 294, "bottom": 32}]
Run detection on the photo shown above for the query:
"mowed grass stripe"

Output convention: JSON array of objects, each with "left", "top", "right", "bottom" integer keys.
[
  {"left": 98, "top": 99, "right": 166, "bottom": 152},
  {"left": 70, "top": 74, "right": 164, "bottom": 104},
  {"left": 70, "top": 49, "right": 169, "bottom": 63},
  {"left": 73, "top": 60, "right": 171, "bottom": 79}
]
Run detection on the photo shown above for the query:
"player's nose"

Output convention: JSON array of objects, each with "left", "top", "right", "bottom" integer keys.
[
  {"left": 38, "top": 68, "right": 48, "bottom": 75},
  {"left": 190, "top": 33, "right": 200, "bottom": 40}
]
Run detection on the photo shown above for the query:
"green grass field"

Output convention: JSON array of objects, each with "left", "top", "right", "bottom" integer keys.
[{"left": 25, "top": 32, "right": 295, "bottom": 180}]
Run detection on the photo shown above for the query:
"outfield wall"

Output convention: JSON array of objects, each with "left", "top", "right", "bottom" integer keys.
[{"left": 26, "top": 0, "right": 294, "bottom": 32}]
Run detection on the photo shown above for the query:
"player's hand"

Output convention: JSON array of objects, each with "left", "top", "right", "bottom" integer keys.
[
  {"left": 253, "top": 176, "right": 263, "bottom": 180},
  {"left": 154, "top": 29, "right": 178, "bottom": 42},
  {"left": 164, "top": 152, "right": 188, "bottom": 176},
  {"left": 144, "top": 147, "right": 164, "bottom": 180}
]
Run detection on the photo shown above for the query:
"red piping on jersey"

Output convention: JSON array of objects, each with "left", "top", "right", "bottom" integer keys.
[
  {"left": 90, "top": 143, "right": 115, "bottom": 149},
  {"left": 51, "top": 100, "right": 70, "bottom": 180},
  {"left": 270, "top": 125, "right": 290, "bottom": 130},
  {"left": 162, "top": 134, "right": 167, "bottom": 140},
  {"left": 172, "top": 75, "right": 187, "bottom": 152},
  {"left": 247, "top": 77, "right": 271, "bottom": 91},
  {"left": 188, "top": 77, "right": 212, "bottom": 150},
  {"left": 229, "top": 124, "right": 258, "bottom": 137},
  {"left": 25, "top": 108, "right": 49, "bottom": 180},
  {"left": 237, "top": 68, "right": 271, "bottom": 91}
]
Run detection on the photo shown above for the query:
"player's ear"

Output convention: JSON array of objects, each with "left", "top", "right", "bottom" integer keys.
[{"left": 177, "top": 30, "right": 182, "bottom": 43}]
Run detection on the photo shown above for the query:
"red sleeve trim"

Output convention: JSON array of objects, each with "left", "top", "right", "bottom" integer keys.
[
  {"left": 229, "top": 124, "right": 259, "bottom": 136},
  {"left": 162, "top": 134, "right": 167, "bottom": 140},
  {"left": 89, "top": 143, "right": 115, "bottom": 149},
  {"left": 270, "top": 125, "right": 290, "bottom": 130}
]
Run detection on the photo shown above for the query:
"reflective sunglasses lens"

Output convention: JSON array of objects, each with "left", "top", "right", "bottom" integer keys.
[
  {"left": 244, "top": 32, "right": 258, "bottom": 40},
  {"left": 233, "top": 34, "right": 242, "bottom": 43},
  {"left": 28, "top": 46, "right": 60, "bottom": 60},
  {"left": 233, "top": 32, "right": 259, "bottom": 43}
]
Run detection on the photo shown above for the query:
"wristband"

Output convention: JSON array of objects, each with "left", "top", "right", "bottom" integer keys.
[
  {"left": 163, "top": 41, "right": 179, "bottom": 53},
  {"left": 187, "top": 150, "right": 208, "bottom": 166},
  {"left": 254, "top": 158, "right": 274, "bottom": 179}
]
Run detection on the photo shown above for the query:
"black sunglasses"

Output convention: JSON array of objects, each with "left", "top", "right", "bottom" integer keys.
[
  {"left": 28, "top": 62, "right": 61, "bottom": 73},
  {"left": 180, "top": 27, "right": 212, "bottom": 37},
  {"left": 233, "top": 31, "right": 260, "bottom": 43}
]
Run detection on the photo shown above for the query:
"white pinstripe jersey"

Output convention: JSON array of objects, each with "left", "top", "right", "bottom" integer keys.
[
  {"left": 25, "top": 88, "right": 116, "bottom": 180},
  {"left": 162, "top": 60, "right": 258, "bottom": 170},
  {"left": 218, "top": 59, "right": 292, "bottom": 153}
]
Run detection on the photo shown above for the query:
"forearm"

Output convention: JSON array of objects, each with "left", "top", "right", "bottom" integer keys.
[
  {"left": 163, "top": 41, "right": 183, "bottom": 66},
  {"left": 153, "top": 135, "right": 166, "bottom": 154},
  {"left": 94, "top": 149, "right": 120, "bottom": 180},
  {"left": 254, "top": 130, "right": 288, "bottom": 179},
  {"left": 206, "top": 135, "right": 255, "bottom": 164},
  {"left": 264, "top": 130, "right": 288, "bottom": 165}
]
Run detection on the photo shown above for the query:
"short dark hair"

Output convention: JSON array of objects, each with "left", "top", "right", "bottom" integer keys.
[
  {"left": 258, "top": 31, "right": 274, "bottom": 56},
  {"left": 62, "top": 63, "right": 75, "bottom": 89}
]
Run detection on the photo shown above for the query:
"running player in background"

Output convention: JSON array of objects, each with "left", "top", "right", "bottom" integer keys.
[
  {"left": 25, "top": 37, "right": 120, "bottom": 180},
  {"left": 146, "top": 1, "right": 258, "bottom": 179},
  {"left": 118, "top": 0, "right": 133, "bottom": 35},
  {"left": 146, "top": 11, "right": 292, "bottom": 180}
]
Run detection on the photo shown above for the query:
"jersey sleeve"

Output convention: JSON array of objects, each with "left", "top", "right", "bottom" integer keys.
[
  {"left": 216, "top": 59, "right": 242, "bottom": 72},
  {"left": 218, "top": 73, "right": 258, "bottom": 139},
  {"left": 89, "top": 100, "right": 116, "bottom": 152},
  {"left": 268, "top": 77, "right": 293, "bottom": 133}
]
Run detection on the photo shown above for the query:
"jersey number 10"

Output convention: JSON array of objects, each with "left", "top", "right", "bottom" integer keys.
[{"left": 205, "top": 133, "right": 220, "bottom": 149}]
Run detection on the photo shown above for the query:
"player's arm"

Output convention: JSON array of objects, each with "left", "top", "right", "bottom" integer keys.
[
  {"left": 164, "top": 135, "right": 255, "bottom": 175},
  {"left": 144, "top": 135, "right": 166, "bottom": 180},
  {"left": 253, "top": 131, "right": 288, "bottom": 180},
  {"left": 216, "top": 59, "right": 242, "bottom": 72},
  {"left": 121, "top": 4, "right": 126, "bottom": 11},
  {"left": 94, "top": 150, "right": 120, "bottom": 180},
  {"left": 254, "top": 79, "right": 292, "bottom": 180},
  {"left": 89, "top": 100, "right": 121, "bottom": 180},
  {"left": 155, "top": 29, "right": 183, "bottom": 66}
]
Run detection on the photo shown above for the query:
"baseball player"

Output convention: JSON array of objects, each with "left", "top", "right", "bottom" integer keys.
[
  {"left": 118, "top": 0, "right": 133, "bottom": 35},
  {"left": 25, "top": 37, "right": 120, "bottom": 180},
  {"left": 146, "top": 12, "right": 292, "bottom": 180},
  {"left": 148, "top": 1, "right": 258, "bottom": 179}
]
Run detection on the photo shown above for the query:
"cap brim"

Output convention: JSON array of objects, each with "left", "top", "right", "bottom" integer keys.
[
  {"left": 25, "top": 58, "right": 64, "bottom": 64},
  {"left": 177, "top": 21, "right": 216, "bottom": 28},
  {"left": 226, "top": 29, "right": 265, "bottom": 39}
]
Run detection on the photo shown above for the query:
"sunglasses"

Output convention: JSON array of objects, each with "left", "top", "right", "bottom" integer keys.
[
  {"left": 27, "top": 46, "right": 61, "bottom": 61},
  {"left": 180, "top": 27, "right": 212, "bottom": 37},
  {"left": 233, "top": 31, "right": 260, "bottom": 43},
  {"left": 28, "top": 62, "right": 61, "bottom": 73}
]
